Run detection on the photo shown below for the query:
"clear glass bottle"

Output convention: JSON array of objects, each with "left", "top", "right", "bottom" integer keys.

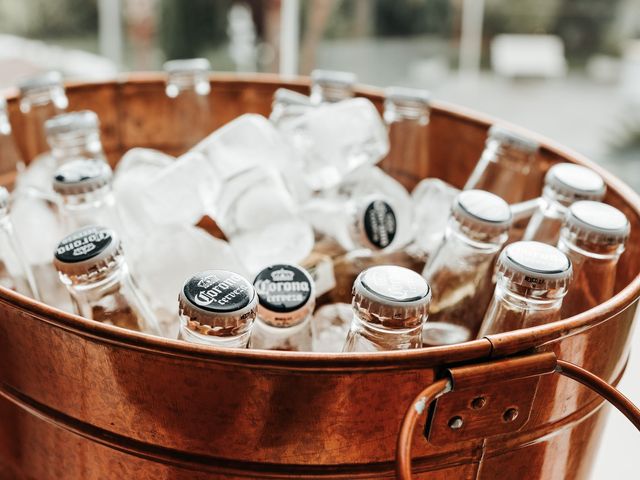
[
  {"left": 269, "top": 88, "right": 313, "bottom": 128},
  {"left": 343, "top": 265, "right": 431, "bottom": 352},
  {"left": 250, "top": 264, "right": 315, "bottom": 351},
  {"left": 18, "top": 71, "right": 68, "bottom": 163},
  {"left": 54, "top": 226, "right": 161, "bottom": 335},
  {"left": 53, "top": 159, "right": 122, "bottom": 235},
  {"left": 558, "top": 201, "right": 629, "bottom": 318},
  {"left": 0, "top": 187, "right": 39, "bottom": 299},
  {"left": 523, "top": 163, "right": 606, "bottom": 245},
  {"left": 464, "top": 125, "right": 539, "bottom": 204},
  {"left": 380, "top": 86, "right": 431, "bottom": 191},
  {"left": 0, "top": 97, "right": 24, "bottom": 174},
  {"left": 19, "top": 110, "right": 104, "bottom": 193},
  {"left": 477, "top": 241, "right": 572, "bottom": 336},
  {"left": 309, "top": 69, "right": 357, "bottom": 105},
  {"left": 422, "top": 190, "right": 512, "bottom": 346},
  {"left": 178, "top": 270, "right": 258, "bottom": 348},
  {"left": 164, "top": 58, "right": 212, "bottom": 150}
]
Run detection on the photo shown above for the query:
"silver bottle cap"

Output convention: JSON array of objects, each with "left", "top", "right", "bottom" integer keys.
[
  {"left": 54, "top": 226, "right": 123, "bottom": 281},
  {"left": 487, "top": 125, "right": 539, "bottom": 154},
  {"left": 452, "top": 190, "right": 512, "bottom": 236},
  {"left": 497, "top": 241, "right": 572, "bottom": 290},
  {"left": 565, "top": 201, "right": 630, "bottom": 246},
  {"left": 353, "top": 265, "right": 431, "bottom": 329},
  {"left": 45, "top": 110, "right": 99, "bottom": 138},
  {"left": 179, "top": 270, "right": 258, "bottom": 336},
  {"left": 353, "top": 197, "right": 397, "bottom": 250},
  {"left": 18, "top": 71, "right": 64, "bottom": 95},
  {"left": 544, "top": 163, "right": 606, "bottom": 202},
  {"left": 384, "top": 86, "right": 430, "bottom": 107},
  {"left": 53, "top": 159, "right": 113, "bottom": 196},
  {"left": 253, "top": 264, "right": 315, "bottom": 327},
  {"left": 163, "top": 58, "right": 211, "bottom": 74}
]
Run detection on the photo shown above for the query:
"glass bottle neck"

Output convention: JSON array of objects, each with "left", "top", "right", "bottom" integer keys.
[
  {"left": 166, "top": 72, "right": 211, "bottom": 97},
  {"left": 445, "top": 217, "right": 508, "bottom": 251},
  {"left": 49, "top": 131, "right": 105, "bottom": 163},
  {"left": 20, "top": 86, "right": 68, "bottom": 112},
  {"left": 384, "top": 100, "right": 429, "bottom": 125},
  {"left": 58, "top": 187, "right": 119, "bottom": 233},
  {"left": 482, "top": 139, "right": 535, "bottom": 172},
  {"left": 344, "top": 314, "right": 423, "bottom": 351},
  {"left": 558, "top": 232, "right": 624, "bottom": 262},
  {"left": 310, "top": 84, "right": 353, "bottom": 104}
]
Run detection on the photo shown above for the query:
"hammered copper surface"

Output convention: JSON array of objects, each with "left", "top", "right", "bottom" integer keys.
[{"left": 0, "top": 75, "right": 638, "bottom": 479}]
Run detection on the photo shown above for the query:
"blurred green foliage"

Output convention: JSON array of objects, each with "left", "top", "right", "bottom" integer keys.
[{"left": 374, "top": 0, "right": 453, "bottom": 37}]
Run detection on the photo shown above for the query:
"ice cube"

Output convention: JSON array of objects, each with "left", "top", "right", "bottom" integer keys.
[
  {"left": 193, "top": 114, "right": 310, "bottom": 203},
  {"left": 411, "top": 178, "right": 460, "bottom": 258},
  {"left": 15, "top": 152, "right": 57, "bottom": 193},
  {"left": 129, "top": 225, "right": 249, "bottom": 339},
  {"left": 311, "top": 303, "right": 353, "bottom": 353},
  {"left": 280, "top": 98, "right": 389, "bottom": 191},
  {"left": 229, "top": 217, "right": 314, "bottom": 277}
]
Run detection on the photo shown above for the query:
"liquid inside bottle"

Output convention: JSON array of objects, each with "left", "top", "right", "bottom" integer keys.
[
  {"left": 164, "top": 58, "right": 212, "bottom": 150},
  {"left": 309, "top": 69, "right": 356, "bottom": 105},
  {"left": 343, "top": 265, "right": 431, "bottom": 352},
  {"left": 53, "top": 159, "right": 122, "bottom": 235},
  {"left": 558, "top": 201, "right": 629, "bottom": 318},
  {"left": 380, "top": 86, "right": 431, "bottom": 191},
  {"left": 422, "top": 190, "right": 511, "bottom": 346},
  {"left": 17, "top": 71, "right": 68, "bottom": 164},
  {"left": 523, "top": 163, "right": 606, "bottom": 245},
  {"left": 477, "top": 241, "right": 572, "bottom": 336},
  {"left": 179, "top": 270, "right": 258, "bottom": 348},
  {"left": 250, "top": 264, "right": 315, "bottom": 351},
  {"left": 0, "top": 97, "right": 24, "bottom": 175},
  {"left": 464, "top": 125, "right": 539, "bottom": 204},
  {"left": 0, "top": 187, "right": 39, "bottom": 299},
  {"left": 54, "top": 226, "right": 160, "bottom": 335}
]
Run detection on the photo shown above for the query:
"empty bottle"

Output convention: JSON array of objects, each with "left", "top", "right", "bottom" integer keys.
[
  {"left": 477, "top": 241, "right": 572, "bottom": 336},
  {"left": 380, "top": 86, "right": 431, "bottom": 191},
  {"left": 269, "top": 88, "right": 313, "bottom": 128},
  {"left": 18, "top": 71, "right": 68, "bottom": 163},
  {"left": 0, "top": 187, "right": 39, "bottom": 299},
  {"left": 558, "top": 201, "right": 629, "bottom": 318},
  {"left": 54, "top": 226, "right": 160, "bottom": 334},
  {"left": 164, "top": 58, "right": 212, "bottom": 150},
  {"left": 422, "top": 190, "right": 512, "bottom": 346},
  {"left": 54, "top": 159, "right": 122, "bottom": 235},
  {"left": 464, "top": 125, "right": 539, "bottom": 204},
  {"left": 19, "top": 110, "right": 105, "bottom": 193},
  {"left": 343, "top": 265, "right": 431, "bottom": 352},
  {"left": 310, "top": 69, "right": 356, "bottom": 105},
  {"left": 250, "top": 264, "right": 315, "bottom": 351},
  {"left": 0, "top": 97, "right": 24, "bottom": 174},
  {"left": 179, "top": 270, "right": 258, "bottom": 348},
  {"left": 523, "top": 163, "right": 606, "bottom": 245}
]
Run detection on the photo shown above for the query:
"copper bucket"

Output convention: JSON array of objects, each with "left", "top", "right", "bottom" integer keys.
[{"left": 0, "top": 74, "right": 639, "bottom": 480}]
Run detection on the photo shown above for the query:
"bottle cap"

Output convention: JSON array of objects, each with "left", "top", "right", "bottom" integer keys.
[
  {"left": 179, "top": 270, "right": 258, "bottom": 336},
  {"left": 273, "top": 88, "right": 312, "bottom": 107},
  {"left": 54, "top": 226, "right": 122, "bottom": 281},
  {"left": 53, "top": 159, "right": 113, "bottom": 196},
  {"left": 0, "top": 186, "right": 9, "bottom": 212},
  {"left": 544, "top": 163, "right": 606, "bottom": 203},
  {"left": 18, "top": 71, "right": 64, "bottom": 95},
  {"left": 253, "top": 264, "right": 315, "bottom": 327},
  {"left": 311, "top": 69, "right": 357, "bottom": 88},
  {"left": 163, "top": 58, "right": 211, "bottom": 74},
  {"left": 45, "top": 110, "right": 99, "bottom": 139},
  {"left": 353, "top": 197, "right": 397, "bottom": 250},
  {"left": 497, "top": 241, "right": 572, "bottom": 290},
  {"left": 452, "top": 190, "right": 512, "bottom": 237},
  {"left": 487, "top": 125, "right": 539, "bottom": 154},
  {"left": 384, "top": 86, "right": 431, "bottom": 107},
  {"left": 353, "top": 265, "right": 431, "bottom": 329},
  {"left": 565, "top": 201, "right": 630, "bottom": 246}
]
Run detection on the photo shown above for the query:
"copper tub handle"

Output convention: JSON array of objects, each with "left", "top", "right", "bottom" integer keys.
[{"left": 396, "top": 355, "right": 640, "bottom": 480}]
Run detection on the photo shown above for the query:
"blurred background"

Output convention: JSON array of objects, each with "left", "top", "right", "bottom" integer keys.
[{"left": 0, "top": 0, "right": 638, "bottom": 476}]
